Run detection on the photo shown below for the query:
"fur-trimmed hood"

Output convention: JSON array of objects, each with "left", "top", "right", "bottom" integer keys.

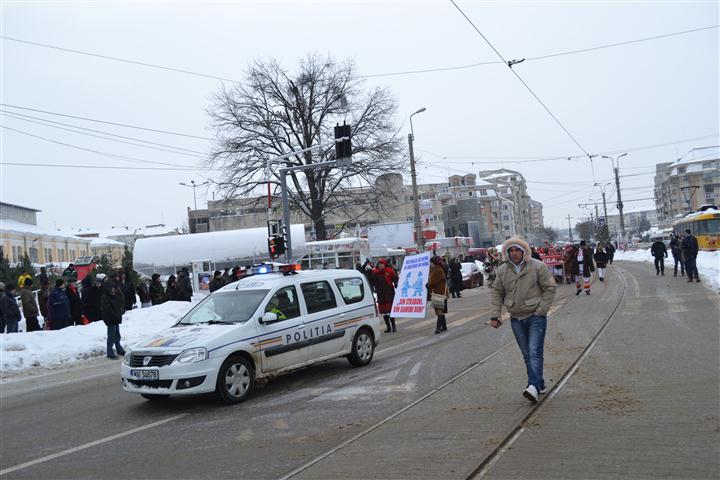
[{"left": 501, "top": 237, "right": 531, "bottom": 263}]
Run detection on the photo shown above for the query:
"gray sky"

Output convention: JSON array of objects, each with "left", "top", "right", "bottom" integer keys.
[{"left": 1, "top": 0, "right": 718, "bottom": 233}]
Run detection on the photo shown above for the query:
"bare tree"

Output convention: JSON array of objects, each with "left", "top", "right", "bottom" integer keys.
[{"left": 207, "top": 54, "right": 405, "bottom": 240}]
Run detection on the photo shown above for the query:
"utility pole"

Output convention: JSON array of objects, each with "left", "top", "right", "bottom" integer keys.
[
  {"left": 601, "top": 190, "right": 608, "bottom": 221},
  {"left": 408, "top": 132, "right": 423, "bottom": 253},
  {"left": 566, "top": 214, "right": 573, "bottom": 242},
  {"left": 614, "top": 166, "right": 626, "bottom": 238},
  {"left": 179, "top": 180, "right": 209, "bottom": 211},
  {"left": 594, "top": 204, "right": 600, "bottom": 225}
]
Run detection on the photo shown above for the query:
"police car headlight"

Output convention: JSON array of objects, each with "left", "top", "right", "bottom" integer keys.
[
  {"left": 122, "top": 351, "right": 132, "bottom": 366},
  {"left": 173, "top": 348, "right": 208, "bottom": 364}
]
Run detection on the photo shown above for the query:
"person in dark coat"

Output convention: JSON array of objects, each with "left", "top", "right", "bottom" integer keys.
[
  {"left": 372, "top": 259, "right": 398, "bottom": 333},
  {"left": 428, "top": 256, "right": 448, "bottom": 334},
  {"left": 20, "top": 278, "right": 41, "bottom": 332},
  {"left": 0, "top": 283, "right": 21, "bottom": 333},
  {"left": 221, "top": 268, "right": 232, "bottom": 285},
  {"left": 136, "top": 279, "right": 152, "bottom": 308},
  {"left": 62, "top": 264, "right": 77, "bottom": 282},
  {"left": 0, "top": 282, "right": 5, "bottom": 333},
  {"left": 48, "top": 279, "right": 71, "bottom": 330},
  {"left": 605, "top": 242, "right": 616, "bottom": 264},
  {"left": 448, "top": 258, "right": 463, "bottom": 298},
  {"left": 209, "top": 271, "right": 224, "bottom": 293},
  {"left": 530, "top": 247, "right": 542, "bottom": 261},
  {"left": 66, "top": 281, "right": 84, "bottom": 326},
  {"left": 101, "top": 276, "right": 125, "bottom": 359},
  {"left": 149, "top": 274, "right": 166, "bottom": 305},
  {"left": 83, "top": 275, "right": 103, "bottom": 322},
  {"left": 38, "top": 282, "right": 50, "bottom": 328},
  {"left": 572, "top": 240, "right": 595, "bottom": 296},
  {"left": 669, "top": 234, "right": 684, "bottom": 277},
  {"left": 119, "top": 271, "right": 136, "bottom": 311},
  {"left": 593, "top": 246, "right": 609, "bottom": 282},
  {"left": 37, "top": 266, "right": 49, "bottom": 287},
  {"left": 650, "top": 238, "right": 668, "bottom": 276},
  {"left": 165, "top": 275, "right": 180, "bottom": 301},
  {"left": 176, "top": 268, "right": 193, "bottom": 301},
  {"left": 681, "top": 229, "right": 700, "bottom": 282}
]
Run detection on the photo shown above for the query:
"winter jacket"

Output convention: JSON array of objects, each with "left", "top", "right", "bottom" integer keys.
[
  {"left": 0, "top": 292, "right": 21, "bottom": 325},
  {"left": 66, "top": 285, "right": 83, "bottom": 324},
  {"left": 372, "top": 265, "right": 397, "bottom": 314},
  {"left": 48, "top": 287, "right": 71, "bottom": 329},
  {"left": 176, "top": 272, "right": 193, "bottom": 301},
  {"left": 136, "top": 283, "right": 151, "bottom": 304},
  {"left": 593, "top": 250, "right": 609, "bottom": 269},
  {"left": 17, "top": 273, "right": 32, "bottom": 289},
  {"left": 209, "top": 277, "right": 223, "bottom": 293},
  {"left": 669, "top": 237, "right": 682, "bottom": 258},
  {"left": 101, "top": 282, "right": 125, "bottom": 326},
  {"left": 83, "top": 285, "right": 102, "bottom": 322},
  {"left": 428, "top": 263, "right": 447, "bottom": 295},
  {"left": 38, "top": 287, "right": 50, "bottom": 319},
  {"left": 20, "top": 287, "right": 39, "bottom": 317},
  {"left": 681, "top": 235, "right": 699, "bottom": 259},
  {"left": 121, "top": 280, "right": 136, "bottom": 311},
  {"left": 38, "top": 271, "right": 49, "bottom": 286},
  {"left": 572, "top": 246, "right": 595, "bottom": 278},
  {"left": 221, "top": 272, "right": 232, "bottom": 285},
  {"left": 449, "top": 261, "right": 463, "bottom": 290},
  {"left": 149, "top": 280, "right": 166, "bottom": 305},
  {"left": 491, "top": 237, "right": 556, "bottom": 320},
  {"left": 650, "top": 241, "right": 668, "bottom": 258},
  {"left": 165, "top": 283, "right": 180, "bottom": 301}
]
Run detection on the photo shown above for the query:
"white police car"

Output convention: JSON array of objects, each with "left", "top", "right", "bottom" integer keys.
[{"left": 121, "top": 265, "right": 381, "bottom": 404}]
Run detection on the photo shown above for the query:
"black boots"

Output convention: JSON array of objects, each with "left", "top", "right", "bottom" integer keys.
[
  {"left": 390, "top": 318, "right": 397, "bottom": 332},
  {"left": 384, "top": 316, "right": 391, "bottom": 333},
  {"left": 434, "top": 315, "right": 447, "bottom": 334}
]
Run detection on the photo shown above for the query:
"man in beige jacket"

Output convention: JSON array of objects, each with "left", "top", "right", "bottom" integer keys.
[{"left": 490, "top": 237, "right": 556, "bottom": 403}]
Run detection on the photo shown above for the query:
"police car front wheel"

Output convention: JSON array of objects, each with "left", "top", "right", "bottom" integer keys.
[
  {"left": 216, "top": 355, "right": 255, "bottom": 404},
  {"left": 348, "top": 328, "right": 375, "bottom": 367}
]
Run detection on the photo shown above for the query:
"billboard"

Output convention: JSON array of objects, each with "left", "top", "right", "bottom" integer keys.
[{"left": 367, "top": 222, "right": 414, "bottom": 249}]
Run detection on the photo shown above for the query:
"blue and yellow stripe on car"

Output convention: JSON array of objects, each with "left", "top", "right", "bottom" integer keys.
[{"left": 251, "top": 336, "right": 283, "bottom": 351}]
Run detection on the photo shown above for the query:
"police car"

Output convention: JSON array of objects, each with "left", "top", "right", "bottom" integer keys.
[{"left": 121, "top": 264, "right": 381, "bottom": 404}]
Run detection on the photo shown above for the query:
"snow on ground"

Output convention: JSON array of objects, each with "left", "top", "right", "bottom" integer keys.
[
  {"left": 615, "top": 249, "right": 720, "bottom": 292},
  {"left": 0, "top": 300, "right": 197, "bottom": 373}
]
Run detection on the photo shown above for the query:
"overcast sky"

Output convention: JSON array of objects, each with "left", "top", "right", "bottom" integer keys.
[{"left": 2, "top": 0, "right": 718, "bottom": 233}]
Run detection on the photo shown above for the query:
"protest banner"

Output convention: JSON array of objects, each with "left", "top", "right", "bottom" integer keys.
[{"left": 390, "top": 251, "right": 432, "bottom": 318}]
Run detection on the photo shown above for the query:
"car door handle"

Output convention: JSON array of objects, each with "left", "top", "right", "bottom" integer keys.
[
  {"left": 297, "top": 324, "right": 306, "bottom": 329},
  {"left": 339, "top": 313, "right": 346, "bottom": 318}
]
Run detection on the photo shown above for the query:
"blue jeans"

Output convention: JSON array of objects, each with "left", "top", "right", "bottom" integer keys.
[
  {"left": 106, "top": 325, "right": 123, "bottom": 357},
  {"left": 510, "top": 314, "right": 547, "bottom": 390}
]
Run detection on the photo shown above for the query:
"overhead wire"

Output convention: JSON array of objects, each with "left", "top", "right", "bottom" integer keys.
[{"left": 0, "top": 162, "right": 203, "bottom": 171}]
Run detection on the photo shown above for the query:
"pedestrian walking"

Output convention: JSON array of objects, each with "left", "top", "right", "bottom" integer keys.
[
  {"left": 681, "top": 229, "right": 700, "bottom": 282},
  {"left": 165, "top": 275, "right": 180, "bottom": 301},
  {"left": 136, "top": 279, "right": 152, "bottom": 308},
  {"left": 177, "top": 268, "right": 193, "bottom": 302},
  {"left": 448, "top": 258, "right": 463, "bottom": 298},
  {"left": 484, "top": 247, "right": 501, "bottom": 287},
  {"left": 372, "top": 259, "right": 398, "bottom": 333},
  {"left": 149, "top": 274, "right": 166, "bottom": 305},
  {"left": 0, "top": 283, "right": 21, "bottom": 333},
  {"left": 489, "top": 237, "right": 556, "bottom": 403},
  {"left": 573, "top": 241, "right": 595, "bottom": 295},
  {"left": 593, "top": 246, "right": 609, "bottom": 282},
  {"left": 651, "top": 238, "right": 668, "bottom": 276},
  {"left": 669, "top": 234, "right": 685, "bottom": 277},
  {"left": 209, "top": 271, "right": 224, "bottom": 293},
  {"left": 48, "top": 279, "right": 71, "bottom": 330},
  {"left": 119, "top": 271, "right": 136, "bottom": 311},
  {"left": 428, "top": 256, "right": 448, "bottom": 334},
  {"left": 101, "top": 275, "right": 125, "bottom": 359},
  {"left": 605, "top": 242, "right": 616, "bottom": 264},
  {"left": 20, "top": 278, "right": 41, "bottom": 332}
]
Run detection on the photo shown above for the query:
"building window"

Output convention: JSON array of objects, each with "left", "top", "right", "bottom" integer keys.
[
  {"left": 502, "top": 215, "right": 509, "bottom": 221},
  {"left": 45, "top": 248, "right": 53, "bottom": 263},
  {"left": 29, "top": 247, "right": 39, "bottom": 263}
]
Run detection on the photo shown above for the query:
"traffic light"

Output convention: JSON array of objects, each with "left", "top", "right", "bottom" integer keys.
[
  {"left": 275, "top": 235, "right": 286, "bottom": 256},
  {"left": 334, "top": 123, "right": 352, "bottom": 160},
  {"left": 268, "top": 236, "right": 277, "bottom": 258}
]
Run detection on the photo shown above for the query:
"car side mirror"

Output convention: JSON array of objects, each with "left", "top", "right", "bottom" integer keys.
[{"left": 260, "top": 312, "right": 278, "bottom": 324}]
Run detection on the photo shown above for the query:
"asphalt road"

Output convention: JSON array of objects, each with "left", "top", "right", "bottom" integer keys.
[{"left": 3, "top": 262, "right": 714, "bottom": 479}]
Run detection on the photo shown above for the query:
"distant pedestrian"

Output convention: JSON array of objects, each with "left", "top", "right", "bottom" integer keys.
[
  {"left": 83, "top": 275, "right": 104, "bottom": 322},
  {"left": 490, "top": 237, "right": 556, "bottom": 403},
  {"left": 149, "top": 274, "right": 166, "bottom": 305},
  {"left": 101, "top": 275, "right": 125, "bottom": 359},
  {"left": 176, "top": 268, "right": 193, "bottom": 301},
  {"left": 48, "top": 279, "right": 71, "bottom": 330},
  {"left": 681, "top": 229, "right": 700, "bottom": 282},
  {"left": 17, "top": 271, "right": 32, "bottom": 290},
  {"left": 428, "top": 256, "right": 448, "bottom": 334},
  {"left": 605, "top": 242, "right": 616, "bottom": 264},
  {"left": 669, "top": 234, "right": 685, "bottom": 277},
  {"left": 119, "top": 271, "right": 136, "bottom": 311},
  {"left": 165, "top": 275, "right": 180, "bottom": 301},
  {"left": 0, "top": 283, "right": 21, "bottom": 333},
  {"left": 650, "top": 237, "right": 668, "bottom": 276},
  {"left": 361, "top": 259, "right": 374, "bottom": 292},
  {"left": 209, "top": 271, "right": 224, "bottom": 293},
  {"left": 136, "top": 279, "right": 152, "bottom": 308},
  {"left": 38, "top": 281, "right": 50, "bottom": 328},
  {"left": 448, "top": 258, "right": 463, "bottom": 298},
  {"left": 593, "top": 246, "right": 608, "bottom": 282},
  {"left": 0, "top": 282, "right": 5, "bottom": 333},
  {"left": 37, "top": 266, "right": 49, "bottom": 287},
  {"left": 62, "top": 264, "right": 77, "bottom": 282},
  {"left": 372, "top": 259, "right": 398, "bottom": 333},
  {"left": 221, "top": 268, "right": 232, "bottom": 285},
  {"left": 573, "top": 240, "right": 595, "bottom": 295},
  {"left": 530, "top": 247, "right": 542, "bottom": 261},
  {"left": 20, "top": 278, "right": 41, "bottom": 332}
]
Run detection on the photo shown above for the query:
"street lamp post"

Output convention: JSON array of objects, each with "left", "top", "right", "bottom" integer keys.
[
  {"left": 594, "top": 181, "right": 611, "bottom": 222},
  {"left": 408, "top": 107, "right": 426, "bottom": 253},
  {"left": 179, "top": 180, "right": 209, "bottom": 211},
  {"left": 602, "top": 153, "right": 627, "bottom": 240}
]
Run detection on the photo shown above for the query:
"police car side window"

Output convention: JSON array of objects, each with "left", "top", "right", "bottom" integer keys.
[
  {"left": 334, "top": 277, "right": 365, "bottom": 305},
  {"left": 266, "top": 286, "right": 301, "bottom": 320},
  {"left": 300, "top": 281, "right": 338, "bottom": 314}
]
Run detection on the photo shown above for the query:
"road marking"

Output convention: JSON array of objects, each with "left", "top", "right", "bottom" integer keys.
[{"left": 0, "top": 413, "right": 189, "bottom": 476}]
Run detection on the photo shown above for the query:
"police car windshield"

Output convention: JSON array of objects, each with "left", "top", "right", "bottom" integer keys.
[{"left": 178, "top": 290, "right": 269, "bottom": 325}]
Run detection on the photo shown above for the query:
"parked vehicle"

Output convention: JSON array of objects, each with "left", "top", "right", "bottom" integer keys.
[{"left": 460, "top": 262, "right": 483, "bottom": 288}]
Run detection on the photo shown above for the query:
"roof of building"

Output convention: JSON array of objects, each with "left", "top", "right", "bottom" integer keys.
[
  {"left": 90, "top": 237, "right": 126, "bottom": 247},
  {"left": 673, "top": 146, "right": 719, "bottom": 166},
  {"left": 0, "top": 202, "right": 41, "bottom": 212},
  {"left": 0, "top": 220, "right": 91, "bottom": 241}
]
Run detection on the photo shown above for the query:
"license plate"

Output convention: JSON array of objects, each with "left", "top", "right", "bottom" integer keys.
[{"left": 130, "top": 369, "right": 159, "bottom": 380}]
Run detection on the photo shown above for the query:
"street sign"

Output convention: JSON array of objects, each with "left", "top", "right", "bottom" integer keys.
[{"left": 616, "top": 202, "right": 624, "bottom": 210}]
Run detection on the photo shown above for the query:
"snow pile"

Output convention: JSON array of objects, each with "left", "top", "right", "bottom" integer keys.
[
  {"left": 615, "top": 249, "right": 720, "bottom": 291},
  {"left": 0, "top": 301, "right": 196, "bottom": 372}
]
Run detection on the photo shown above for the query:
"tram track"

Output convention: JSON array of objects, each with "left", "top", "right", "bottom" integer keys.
[{"left": 277, "top": 274, "right": 608, "bottom": 480}]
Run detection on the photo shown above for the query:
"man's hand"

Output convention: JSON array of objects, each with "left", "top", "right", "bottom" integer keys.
[{"left": 490, "top": 317, "right": 502, "bottom": 329}]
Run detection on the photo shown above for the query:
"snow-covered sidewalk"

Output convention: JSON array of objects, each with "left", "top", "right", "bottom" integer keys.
[
  {"left": 0, "top": 300, "right": 197, "bottom": 374},
  {"left": 614, "top": 249, "right": 719, "bottom": 291}
]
